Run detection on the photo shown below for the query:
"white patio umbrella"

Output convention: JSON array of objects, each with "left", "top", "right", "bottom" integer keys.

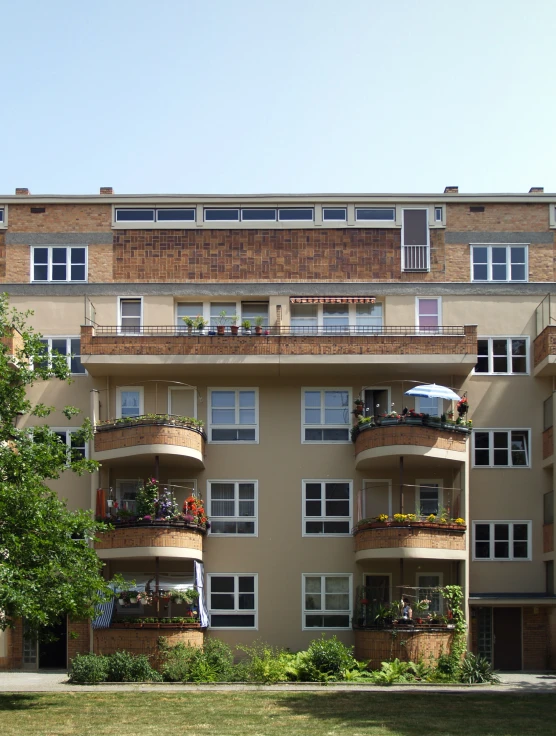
[{"left": 404, "top": 383, "right": 461, "bottom": 402}]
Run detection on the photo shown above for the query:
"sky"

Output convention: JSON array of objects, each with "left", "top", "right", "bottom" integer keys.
[{"left": 1, "top": 0, "right": 555, "bottom": 195}]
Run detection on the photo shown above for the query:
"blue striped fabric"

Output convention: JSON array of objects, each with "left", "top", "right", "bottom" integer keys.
[{"left": 92, "top": 594, "right": 115, "bottom": 629}]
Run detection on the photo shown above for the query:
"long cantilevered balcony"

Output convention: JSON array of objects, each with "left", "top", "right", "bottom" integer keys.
[{"left": 80, "top": 324, "right": 478, "bottom": 377}]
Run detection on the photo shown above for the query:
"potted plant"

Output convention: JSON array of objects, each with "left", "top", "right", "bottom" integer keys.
[
  {"left": 181, "top": 315, "right": 195, "bottom": 335},
  {"left": 380, "top": 412, "right": 400, "bottom": 426},
  {"left": 353, "top": 398, "right": 364, "bottom": 416},
  {"left": 230, "top": 315, "right": 239, "bottom": 335},
  {"left": 242, "top": 319, "right": 252, "bottom": 335},
  {"left": 254, "top": 315, "right": 264, "bottom": 335},
  {"left": 195, "top": 315, "right": 208, "bottom": 335},
  {"left": 216, "top": 310, "right": 228, "bottom": 335}
]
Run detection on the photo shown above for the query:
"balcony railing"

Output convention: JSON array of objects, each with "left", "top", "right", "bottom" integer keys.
[
  {"left": 353, "top": 585, "right": 455, "bottom": 630},
  {"left": 88, "top": 324, "right": 466, "bottom": 337},
  {"left": 402, "top": 245, "right": 429, "bottom": 271}
]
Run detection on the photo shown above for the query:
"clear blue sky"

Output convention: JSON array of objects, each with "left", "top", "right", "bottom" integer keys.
[{"left": 1, "top": 0, "right": 555, "bottom": 195}]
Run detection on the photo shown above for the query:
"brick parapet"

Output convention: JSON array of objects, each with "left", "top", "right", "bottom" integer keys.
[
  {"left": 93, "top": 627, "right": 203, "bottom": 669},
  {"left": 523, "top": 607, "right": 551, "bottom": 670},
  {"left": 0, "top": 620, "right": 23, "bottom": 670},
  {"left": 94, "top": 423, "right": 205, "bottom": 456},
  {"left": 534, "top": 327, "right": 556, "bottom": 367},
  {"left": 354, "top": 629, "right": 454, "bottom": 668},
  {"left": 94, "top": 525, "right": 204, "bottom": 552},
  {"left": 67, "top": 619, "right": 91, "bottom": 664},
  {"left": 81, "top": 326, "right": 477, "bottom": 358},
  {"left": 543, "top": 427, "right": 553, "bottom": 460},
  {"left": 354, "top": 525, "right": 466, "bottom": 552},
  {"left": 355, "top": 424, "right": 468, "bottom": 456},
  {"left": 0, "top": 327, "right": 24, "bottom": 355}
]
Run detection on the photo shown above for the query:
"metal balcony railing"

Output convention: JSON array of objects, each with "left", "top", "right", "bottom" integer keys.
[{"left": 90, "top": 324, "right": 466, "bottom": 337}]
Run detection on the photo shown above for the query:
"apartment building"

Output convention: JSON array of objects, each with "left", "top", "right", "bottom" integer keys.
[{"left": 0, "top": 186, "right": 555, "bottom": 671}]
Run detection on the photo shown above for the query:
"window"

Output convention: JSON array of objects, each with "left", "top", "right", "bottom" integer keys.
[
  {"left": 38, "top": 337, "right": 85, "bottom": 374},
  {"left": 434, "top": 207, "right": 443, "bottom": 222},
  {"left": 115, "top": 208, "right": 195, "bottom": 222},
  {"left": 303, "top": 481, "right": 352, "bottom": 535},
  {"left": 323, "top": 304, "right": 349, "bottom": 331},
  {"left": 415, "top": 397, "right": 442, "bottom": 416},
  {"left": 204, "top": 209, "right": 240, "bottom": 222},
  {"left": 208, "top": 481, "right": 257, "bottom": 535},
  {"left": 176, "top": 302, "right": 203, "bottom": 327},
  {"left": 208, "top": 574, "right": 257, "bottom": 628},
  {"left": 473, "top": 521, "right": 531, "bottom": 561},
  {"left": 241, "top": 302, "right": 269, "bottom": 327},
  {"left": 278, "top": 208, "right": 314, "bottom": 221},
  {"left": 241, "top": 208, "right": 276, "bottom": 221},
  {"left": 416, "top": 297, "right": 441, "bottom": 330},
  {"left": 475, "top": 338, "right": 528, "bottom": 375},
  {"left": 0, "top": 208, "right": 4, "bottom": 223},
  {"left": 322, "top": 208, "right": 347, "bottom": 221},
  {"left": 52, "top": 428, "right": 87, "bottom": 462},
  {"left": 471, "top": 245, "right": 527, "bottom": 282},
  {"left": 417, "top": 482, "right": 441, "bottom": 515},
  {"left": 356, "top": 208, "right": 395, "bottom": 221},
  {"left": 209, "top": 389, "right": 258, "bottom": 442},
  {"left": 417, "top": 574, "right": 443, "bottom": 612},
  {"left": 302, "top": 574, "right": 352, "bottom": 629},
  {"left": 355, "top": 303, "right": 383, "bottom": 331},
  {"left": 209, "top": 302, "right": 237, "bottom": 328},
  {"left": 291, "top": 304, "right": 318, "bottom": 332},
  {"left": 473, "top": 429, "right": 530, "bottom": 468},
  {"left": 115, "top": 480, "right": 142, "bottom": 513},
  {"left": 32, "top": 246, "right": 87, "bottom": 282},
  {"left": 402, "top": 209, "right": 429, "bottom": 271},
  {"left": 116, "top": 387, "right": 144, "bottom": 418},
  {"left": 290, "top": 303, "right": 382, "bottom": 333},
  {"left": 302, "top": 389, "right": 350, "bottom": 442},
  {"left": 118, "top": 298, "right": 142, "bottom": 333}
]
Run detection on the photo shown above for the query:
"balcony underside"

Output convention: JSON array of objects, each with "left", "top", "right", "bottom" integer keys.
[
  {"left": 355, "top": 547, "right": 467, "bottom": 561},
  {"left": 94, "top": 524, "right": 204, "bottom": 561}
]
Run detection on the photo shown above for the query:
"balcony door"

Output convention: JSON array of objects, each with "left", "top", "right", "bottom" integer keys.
[
  {"left": 493, "top": 608, "right": 522, "bottom": 670},
  {"left": 363, "top": 387, "right": 390, "bottom": 419}
]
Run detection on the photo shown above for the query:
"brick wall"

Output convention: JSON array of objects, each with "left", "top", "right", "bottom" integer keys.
[
  {"left": 94, "top": 423, "right": 205, "bottom": 456},
  {"left": 8, "top": 204, "right": 111, "bottom": 232},
  {"left": 354, "top": 525, "right": 466, "bottom": 553},
  {"left": 355, "top": 425, "right": 468, "bottom": 456},
  {"left": 447, "top": 203, "right": 550, "bottom": 231},
  {"left": 81, "top": 325, "right": 477, "bottom": 357},
  {"left": 0, "top": 327, "right": 23, "bottom": 356},
  {"left": 534, "top": 327, "right": 556, "bottom": 367},
  {"left": 523, "top": 607, "right": 551, "bottom": 670},
  {"left": 93, "top": 627, "right": 203, "bottom": 669},
  {"left": 354, "top": 629, "right": 454, "bottom": 667},
  {"left": 0, "top": 231, "right": 5, "bottom": 280},
  {"left": 0, "top": 622, "right": 23, "bottom": 670},
  {"left": 94, "top": 525, "right": 204, "bottom": 552},
  {"left": 67, "top": 619, "right": 91, "bottom": 664}
]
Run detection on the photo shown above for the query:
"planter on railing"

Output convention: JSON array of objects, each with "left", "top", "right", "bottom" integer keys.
[{"left": 352, "top": 416, "right": 471, "bottom": 442}]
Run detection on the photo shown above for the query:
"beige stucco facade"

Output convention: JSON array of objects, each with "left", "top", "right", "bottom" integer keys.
[{"left": 2, "top": 189, "right": 555, "bottom": 669}]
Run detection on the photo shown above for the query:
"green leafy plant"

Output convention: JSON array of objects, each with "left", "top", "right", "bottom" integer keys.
[
  {"left": 159, "top": 636, "right": 234, "bottom": 682},
  {"left": 105, "top": 650, "right": 161, "bottom": 682},
  {"left": 236, "top": 641, "right": 291, "bottom": 683},
  {"left": 371, "top": 658, "right": 412, "bottom": 685},
  {"left": 459, "top": 652, "right": 500, "bottom": 684},
  {"left": 135, "top": 477, "right": 158, "bottom": 518},
  {"left": 301, "top": 635, "right": 357, "bottom": 678},
  {"left": 68, "top": 653, "right": 108, "bottom": 684}
]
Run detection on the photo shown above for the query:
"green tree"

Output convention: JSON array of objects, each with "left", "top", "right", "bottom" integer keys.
[{"left": 0, "top": 293, "right": 111, "bottom": 632}]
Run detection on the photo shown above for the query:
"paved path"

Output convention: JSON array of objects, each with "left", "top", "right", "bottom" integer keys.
[{"left": 0, "top": 671, "right": 554, "bottom": 693}]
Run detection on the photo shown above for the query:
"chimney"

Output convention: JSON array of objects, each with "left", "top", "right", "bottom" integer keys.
[
  {"left": 529, "top": 187, "right": 544, "bottom": 193},
  {"left": 444, "top": 186, "right": 459, "bottom": 194},
  {"left": 100, "top": 187, "right": 113, "bottom": 195},
  {"left": 15, "top": 187, "right": 30, "bottom": 195}
]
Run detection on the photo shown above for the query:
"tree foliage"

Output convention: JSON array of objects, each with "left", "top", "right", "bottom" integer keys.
[{"left": 0, "top": 293, "right": 111, "bottom": 631}]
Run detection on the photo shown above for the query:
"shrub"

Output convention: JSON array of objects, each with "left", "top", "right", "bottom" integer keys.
[
  {"left": 68, "top": 654, "right": 108, "bottom": 684},
  {"left": 160, "top": 636, "right": 234, "bottom": 682},
  {"left": 105, "top": 650, "right": 161, "bottom": 682},
  {"left": 236, "top": 641, "right": 291, "bottom": 683},
  {"left": 459, "top": 652, "right": 500, "bottom": 684},
  {"left": 303, "top": 635, "right": 357, "bottom": 678}
]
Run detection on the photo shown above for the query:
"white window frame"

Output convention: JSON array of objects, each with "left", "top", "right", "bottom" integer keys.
[
  {"left": 290, "top": 302, "right": 383, "bottom": 332},
  {"left": 117, "top": 296, "right": 143, "bottom": 334},
  {"left": 434, "top": 206, "right": 444, "bottom": 224},
  {"left": 208, "top": 387, "right": 259, "bottom": 444},
  {"left": 355, "top": 207, "right": 396, "bottom": 222},
  {"left": 31, "top": 245, "right": 88, "bottom": 283},
  {"left": 472, "top": 521, "right": 532, "bottom": 562},
  {"left": 401, "top": 208, "right": 430, "bottom": 272},
  {"left": 472, "top": 428, "right": 531, "bottom": 469},
  {"left": 322, "top": 207, "right": 347, "bottom": 222},
  {"left": 302, "top": 573, "right": 353, "bottom": 631},
  {"left": 414, "top": 397, "right": 443, "bottom": 416},
  {"left": 416, "top": 479, "right": 444, "bottom": 516},
  {"left": 207, "top": 480, "right": 258, "bottom": 537},
  {"left": 168, "top": 386, "right": 198, "bottom": 418},
  {"left": 207, "top": 573, "right": 258, "bottom": 630},
  {"left": 302, "top": 480, "right": 353, "bottom": 537},
  {"left": 51, "top": 427, "right": 88, "bottom": 462},
  {"left": 116, "top": 386, "right": 145, "bottom": 419},
  {"left": 474, "top": 336, "right": 530, "bottom": 375},
  {"left": 38, "top": 336, "right": 86, "bottom": 375},
  {"left": 301, "top": 387, "right": 352, "bottom": 444},
  {"left": 470, "top": 243, "right": 529, "bottom": 283},
  {"left": 0, "top": 206, "right": 6, "bottom": 229},
  {"left": 175, "top": 301, "right": 265, "bottom": 328},
  {"left": 416, "top": 572, "right": 444, "bottom": 613},
  {"left": 415, "top": 297, "right": 442, "bottom": 331},
  {"left": 361, "top": 479, "right": 393, "bottom": 519},
  {"left": 115, "top": 479, "right": 143, "bottom": 513}
]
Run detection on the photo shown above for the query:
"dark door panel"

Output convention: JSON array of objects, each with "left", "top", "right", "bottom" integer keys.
[{"left": 493, "top": 607, "right": 522, "bottom": 670}]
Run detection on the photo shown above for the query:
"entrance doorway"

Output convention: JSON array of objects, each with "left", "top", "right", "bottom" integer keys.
[
  {"left": 24, "top": 618, "right": 68, "bottom": 670},
  {"left": 493, "top": 608, "right": 522, "bottom": 670}
]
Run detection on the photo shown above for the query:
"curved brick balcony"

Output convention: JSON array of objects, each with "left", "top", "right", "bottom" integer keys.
[
  {"left": 534, "top": 326, "right": 556, "bottom": 376},
  {"left": 94, "top": 522, "right": 205, "bottom": 561},
  {"left": 354, "top": 629, "right": 454, "bottom": 669},
  {"left": 94, "top": 626, "right": 203, "bottom": 669},
  {"left": 354, "top": 422, "right": 469, "bottom": 470},
  {"left": 354, "top": 521, "right": 467, "bottom": 561},
  {"left": 93, "top": 418, "right": 205, "bottom": 467}
]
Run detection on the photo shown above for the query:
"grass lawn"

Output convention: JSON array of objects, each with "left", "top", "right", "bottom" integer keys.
[{"left": 0, "top": 692, "right": 554, "bottom": 736}]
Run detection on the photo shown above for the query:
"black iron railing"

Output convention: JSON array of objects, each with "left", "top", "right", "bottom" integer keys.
[{"left": 89, "top": 325, "right": 467, "bottom": 337}]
